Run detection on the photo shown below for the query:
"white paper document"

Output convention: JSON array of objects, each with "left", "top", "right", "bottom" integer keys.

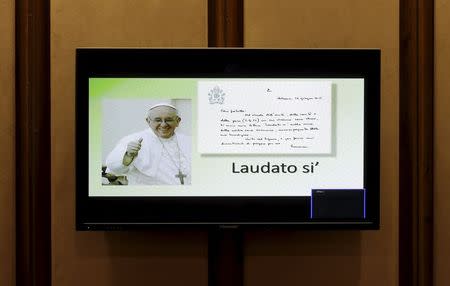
[{"left": 198, "top": 80, "right": 332, "bottom": 154}]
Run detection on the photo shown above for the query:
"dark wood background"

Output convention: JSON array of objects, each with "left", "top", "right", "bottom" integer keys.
[{"left": 11, "top": 0, "right": 433, "bottom": 286}]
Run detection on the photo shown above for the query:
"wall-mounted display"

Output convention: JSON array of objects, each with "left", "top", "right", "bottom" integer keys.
[{"left": 76, "top": 48, "right": 380, "bottom": 230}]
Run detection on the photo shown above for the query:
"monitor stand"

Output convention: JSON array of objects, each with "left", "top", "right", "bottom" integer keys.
[{"left": 208, "top": 226, "right": 244, "bottom": 286}]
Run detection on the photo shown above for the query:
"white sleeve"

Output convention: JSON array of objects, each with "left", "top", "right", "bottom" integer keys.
[{"left": 105, "top": 137, "right": 131, "bottom": 175}]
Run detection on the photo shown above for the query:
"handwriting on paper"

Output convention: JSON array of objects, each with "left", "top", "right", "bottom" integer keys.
[{"left": 198, "top": 80, "right": 332, "bottom": 154}]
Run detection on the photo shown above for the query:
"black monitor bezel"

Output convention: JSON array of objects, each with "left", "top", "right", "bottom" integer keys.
[{"left": 76, "top": 48, "right": 380, "bottom": 230}]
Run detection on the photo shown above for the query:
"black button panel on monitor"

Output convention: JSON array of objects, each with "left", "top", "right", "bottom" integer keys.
[{"left": 311, "top": 189, "right": 365, "bottom": 219}]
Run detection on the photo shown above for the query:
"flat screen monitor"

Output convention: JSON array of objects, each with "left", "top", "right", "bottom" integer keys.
[{"left": 76, "top": 48, "right": 380, "bottom": 230}]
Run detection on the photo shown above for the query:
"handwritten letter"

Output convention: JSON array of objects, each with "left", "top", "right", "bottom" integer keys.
[{"left": 198, "top": 81, "right": 332, "bottom": 154}]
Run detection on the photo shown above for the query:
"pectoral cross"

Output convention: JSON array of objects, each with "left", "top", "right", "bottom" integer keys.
[{"left": 175, "top": 169, "right": 187, "bottom": 185}]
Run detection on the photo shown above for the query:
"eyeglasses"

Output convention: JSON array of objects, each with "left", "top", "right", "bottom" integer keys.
[{"left": 149, "top": 117, "right": 177, "bottom": 124}]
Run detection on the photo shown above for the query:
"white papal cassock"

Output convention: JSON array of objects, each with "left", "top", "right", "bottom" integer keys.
[{"left": 105, "top": 129, "right": 191, "bottom": 185}]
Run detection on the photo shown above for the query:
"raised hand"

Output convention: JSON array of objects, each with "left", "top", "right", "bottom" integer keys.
[{"left": 123, "top": 138, "right": 143, "bottom": 166}]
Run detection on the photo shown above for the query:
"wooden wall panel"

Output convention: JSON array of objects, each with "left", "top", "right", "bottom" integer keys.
[
  {"left": 0, "top": 1, "right": 15, "bottom": 286},
  {"left": 244, "top": 1, "right": 398, "bottom": 286},
  {"left": 0, "top": 0, "right": 15, "bottom": 286},
  {"left": 51, "top": 1, "right": 208, "bottom": 286},
  {"left": 434, "top": 1, "right": 450, "bottom": 286}
]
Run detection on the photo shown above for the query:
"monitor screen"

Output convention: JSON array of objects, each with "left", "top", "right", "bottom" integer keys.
[{"left": 76, "top": 49, "right": 380, "bottom": 230}]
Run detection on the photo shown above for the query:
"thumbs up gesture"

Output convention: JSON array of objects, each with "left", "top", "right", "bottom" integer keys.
[
  {"left": 123, "top": 138, "right": 143, "bottom": 166},
  {"left": 126, "top": 138, "right": 143, "bottom": 157}
]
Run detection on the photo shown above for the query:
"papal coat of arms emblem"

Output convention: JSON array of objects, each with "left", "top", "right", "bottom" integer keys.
[{"left": 208, "top": 86, "right": 225, "bottom": 104}]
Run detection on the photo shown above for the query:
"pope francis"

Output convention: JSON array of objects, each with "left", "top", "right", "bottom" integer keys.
[{"left": 105, "top": 103, "right": 191, "bottom": 185}]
